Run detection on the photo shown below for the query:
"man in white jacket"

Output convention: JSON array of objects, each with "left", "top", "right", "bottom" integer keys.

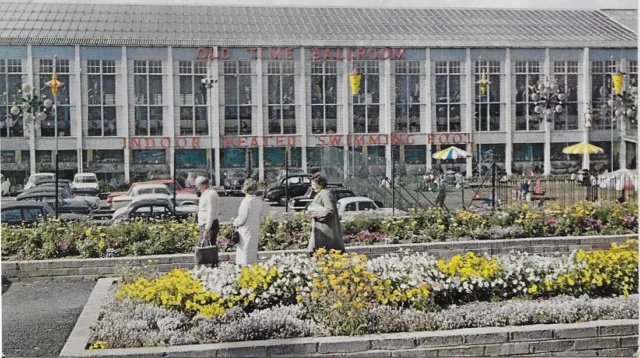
[{"left": 195, "top": 176, "right": 220, "bottom": 245}]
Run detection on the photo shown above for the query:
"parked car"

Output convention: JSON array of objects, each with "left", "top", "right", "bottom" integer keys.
[
  {"left": 110, "top": 183, "right": 199, "bottom": 210},
  {"left": 184, "top": 171, "right": 210, "bottom": 189},
  {"left": 223, "top": 169, "right": 247, "bottom": 195},
  {"left": 23, "top": 173, "right": 55, "bottom": 191},
  {"left": 1, "top": 174, "right": 10, "bottom": 196},
  {"left": 1, "top": 201, "right": 84, "bottom": 225},
  {"left": 24, "top": 183, "right": 100, "bottom": 209},
  {"left": 72, "top": 173, "right": 100, "bottom": 196},
  {"left": 15, "top": 192, "right": 94, "bottom": 215},
  {"left": 287, "top": 184, "right": 351, "bottom": 211},
  {"left": 106, "top": 180, "right": 196, "bottom": 207},
  {"left": 263, "top": 174, "right": 312, "bottom": 205},
  {"left": 276, "top": 168, "right": 306, "bottom": 182},
  {"left": 111, "top": 196, "right": 198, "bottom": 224},
  {"left": 335, "top": 197, "right": 408, "bottom": 218}
]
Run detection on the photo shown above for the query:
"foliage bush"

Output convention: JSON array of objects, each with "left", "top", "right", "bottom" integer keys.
[{"left": 2, "top": 201, "right": 637, "bottom": 260}]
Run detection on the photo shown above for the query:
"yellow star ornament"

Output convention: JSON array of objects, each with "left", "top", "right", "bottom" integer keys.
[
  {"left": 476, "top": 72, "right": 491, "bottom": 96},
  {"left": 46, "top": 72, "right": 64, "bottom": 97}
]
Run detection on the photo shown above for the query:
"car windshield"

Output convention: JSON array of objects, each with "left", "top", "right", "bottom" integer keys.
[
  {"left": 230, "top": 172, "right": 245, "bottom": 178},
  {"left": 76, "top": 176, "right": 97, "bottom": 183}
]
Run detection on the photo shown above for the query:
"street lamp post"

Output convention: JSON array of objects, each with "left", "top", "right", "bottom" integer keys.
[
  {"left": 10, "top": 81, "right": 54, "bottom": 207},
  {"left": 348, "top": 68, "right": 362, "bottom": 180},
  {"left": 602, "top": 71, "right": 638, "bottom": 172},
  {"left": 201, "top": 77, "right": 217, "bottom": 184},
  {"left": 46, "top": 56, "right": 65, "bottom": 219}
]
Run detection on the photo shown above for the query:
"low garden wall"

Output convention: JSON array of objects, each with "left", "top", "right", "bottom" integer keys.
[
  {"left": 2, "top": 234, "right": 635, "bottom": 282},
  {"left": 59, "top": 279, "right": 639, "bottom": 357}
]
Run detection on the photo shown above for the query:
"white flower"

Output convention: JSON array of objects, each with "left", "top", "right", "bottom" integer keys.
[{"left": 21, "top": 84, "right": 32, "bottom": 93}]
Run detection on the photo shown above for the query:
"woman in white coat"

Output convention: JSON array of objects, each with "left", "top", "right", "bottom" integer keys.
[{"left": 234, "top": 179, "right": 262, "bottom": 266}]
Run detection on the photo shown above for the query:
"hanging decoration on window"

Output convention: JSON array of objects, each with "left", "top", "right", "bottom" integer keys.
[
  {"left": 476, "top": 71, "right": 491, "bottom": 96},
  {"left": 348, "top": 68, "right": 362, "bottom": 96}
]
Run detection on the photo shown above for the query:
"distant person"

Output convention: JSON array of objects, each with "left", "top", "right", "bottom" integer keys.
[
  {"left": 110, "top": 177, "right": 118, "bottom": 186},
  {"left": 435, "top": 175, "right": 447, "bottom": 208},
  {"left": 306, "top": 173, "right": 345, "bottom": 255},
  {"left": 234, "top": 179, "right": 261, "bottom": 266},
  {"left": 196, "top": 176, "right": 221, "bottom": 248}
]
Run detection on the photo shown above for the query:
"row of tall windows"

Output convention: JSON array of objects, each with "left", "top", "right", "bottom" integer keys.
[{"left": 0, "top": 58, "right": 636, "bottom": 138}]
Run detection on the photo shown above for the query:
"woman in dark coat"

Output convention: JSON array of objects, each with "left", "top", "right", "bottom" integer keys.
[{"left": 306, "top": 174, "right": 346, "bottom": 255}]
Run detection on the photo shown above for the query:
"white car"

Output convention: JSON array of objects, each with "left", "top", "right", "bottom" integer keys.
[
  {"left": 24, "top": 173, "right": 55, "bottom": 191},
  {"left": 336, "top": 197, "right": 408, "bottom": 218},
  {"left": 1, "top": 174, "right": 10, "bottom": 196},
  {"left": 110, "top": 183, "right": 198, "bottom": 210},
  {"left": 72, "top": 173, "right": 100, "bottom": 195}
]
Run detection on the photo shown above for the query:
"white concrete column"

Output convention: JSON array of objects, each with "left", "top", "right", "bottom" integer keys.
[
  {"left": 342, "top": 48, "right": 349, "bottom": 180},
  {"left": 167, "top": 47, "right": 175, "bottom": 180},
  {"left": 425, "top": 48, "right": 433, "bottom": 171},
  {"left": 505, "top": 49, "right": 513, "bottom": 177},
  {"left": 256, "top": 53, "right": 265, "bottom": 182},
  {"left": 74, "top": 45, "right": 83, "bottom": 173},
  {"left": 299, "top": 49, "right": 308, "bottom": 172},
  {"left": 211, "top": 47, "right": 221, "bottom": 186},
  {"left": 465, "top": 49, "right": 474, "bottom": 177},
  {"left": 543, "top": 48, "right": 552, "bottom": 176},
  {"left": 384, "top": 57, "right": 392, "bottom": 182},
  {"left": 581, "top": 48, "right": 590, "bottom": 170},
  {"left": 121, "top": 46, "right": 130, "bottom": 183},
  {"left": 26, "top": 45, "right": 36, "bottom": 175}
]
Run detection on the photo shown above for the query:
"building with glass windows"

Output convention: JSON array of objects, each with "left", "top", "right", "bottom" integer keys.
[{"left": 0, "top": 3, "right": 637, "bottom": 186}]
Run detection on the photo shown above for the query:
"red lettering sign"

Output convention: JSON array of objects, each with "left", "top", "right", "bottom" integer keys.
[
  {"left": 131, "top": 137, "right": 142, "bottom": 148},
  {"left": 160, "top": 137, "right": 171, "bottom": 148},
  {"left": 269, "top": 48, "right": 281, "bottom": 60},
  {"left": 368, "top": 135, "right": 381, "bottom": 145},
  {"left": 285, "top": 47, "right": 294, "bottom": 60},
  {"left": 250, "top": 137, "right": 259, "bottom": 147},
  {"left": 391, "top": 48, "right": 406, "bottom": 60},
  {"left": 311, "top": 47, "right": 320, "bottom": 60},
  {"left": 247, "top": 47, "right": 257, "bottom": 60},
  {"left": 220, "top": 47, "right": 231, "bottom": 60},
  {"left": 177, "top": 137, "right": 187, "bottom": 148},
  {"left": 427, "top": 133, "right": 472, "bottom": 145}
]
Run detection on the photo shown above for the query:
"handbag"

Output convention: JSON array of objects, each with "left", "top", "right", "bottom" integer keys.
[
  {"left": 195, "top": 237, "right": 218, "bottom": 266},
  {"left": 231, "top": 230, "right": 241, "bottom": 245}
]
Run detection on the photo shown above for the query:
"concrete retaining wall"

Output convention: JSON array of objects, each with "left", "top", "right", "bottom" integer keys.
[
  {"left": 3, "top": 234, "right": 635, "bottom": 282},
  {"left": 60, "top": 280, "right": 639, "bottom": 357}
]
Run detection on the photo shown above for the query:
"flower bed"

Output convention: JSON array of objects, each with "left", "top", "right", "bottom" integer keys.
[
  {"left": 2, "top": 201, "right": 637, "bottom": 260},
  {"left": 88, "top": 241, "right": 638, "bottom": 349}
]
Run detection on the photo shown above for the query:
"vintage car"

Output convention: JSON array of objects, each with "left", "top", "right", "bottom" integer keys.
[
  {"left": 71, "top": 173, "right": 100, "bottom": 196},
  {"left": 262, "top": 174, "right": 312, "bottom": 205},
  {"left": 223, "top": 169, "right": 247, "bottom": 195},
  {"left": 23, "top": 182, "right": 100, "bottom": 209},
  {"left": 111, "top": 195, "right": 198, "bottom": 224},
  {"left": 107, "top": 180, "right": 196, "bottom": 207},
  {"left": 1, "top": 201, "right": 85, "bottom": 225},
  {"left": 287, "top": 185, "right": 351, "bottom": 211},
  {"left": 1, "top": 173, "right": 10, "bottom": 196},
  {"left": 335, "top": 197, "right": 408, "bottom": 218},
  {"left": 110, "top": 183, "right": 199, "bottom": 210},
  {"left": 23, "top": 173, "right": 55, "bottom": 191},
  {"left": 15, "top": 192, "right": 94, "bottom": 215}
]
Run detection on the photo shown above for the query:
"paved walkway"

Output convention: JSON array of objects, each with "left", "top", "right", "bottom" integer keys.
[{"left": 2, "top": 279, "right": 96, "bottom": 357}]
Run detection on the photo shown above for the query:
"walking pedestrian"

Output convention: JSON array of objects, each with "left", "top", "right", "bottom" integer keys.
[
  {"left": 435, "top": 175, "right": 447, "bottom": 208},
  {"left": 306, "top": 173, "right": 345, "bottom": 256},
  {"left": 233, "top": 179, "right": 262, "bottom": 266},
  {"left": 196, "top": 176, "right": 220, "bottom": 249}
]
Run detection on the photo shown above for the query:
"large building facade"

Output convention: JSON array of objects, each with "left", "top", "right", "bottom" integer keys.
[{"left": 0, "top": 3, "right": 637, "bottom": 185}]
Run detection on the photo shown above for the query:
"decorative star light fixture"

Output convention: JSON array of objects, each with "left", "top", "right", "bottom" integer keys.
[
  {"left": 476, "top": 71, "right": 491, "bottom": 96},
  {"left": 10, "top": 82, "right": 53, "bottom": 125},
  {"left": 529, "top": 76, "right": 566, "bottom": 123}
]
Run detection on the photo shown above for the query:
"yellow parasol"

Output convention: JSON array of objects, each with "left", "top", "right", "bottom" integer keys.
[{"left": 562, "top": 142, "right": 604, "bottom": 155}]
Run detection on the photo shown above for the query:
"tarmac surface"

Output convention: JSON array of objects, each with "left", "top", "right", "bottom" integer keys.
[{"left": 2, "top": 279, "right": 96, "bottom": 357}]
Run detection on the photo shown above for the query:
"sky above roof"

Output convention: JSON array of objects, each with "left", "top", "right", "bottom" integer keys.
[{"left": 11, "top": 0, "right": 640, "bottom": 9}]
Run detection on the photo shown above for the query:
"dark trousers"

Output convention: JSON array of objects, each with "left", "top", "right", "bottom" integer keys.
[{"left": 199, "top": 219, "right": 220, "bottom": 245}]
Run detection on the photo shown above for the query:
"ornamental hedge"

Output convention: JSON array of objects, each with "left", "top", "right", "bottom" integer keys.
[
  {"left": 2, "top": 201, "right": 637, "bottom": 261},
  {"left": 88, "top": 241, "right": 638, "bottom": 349}
]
